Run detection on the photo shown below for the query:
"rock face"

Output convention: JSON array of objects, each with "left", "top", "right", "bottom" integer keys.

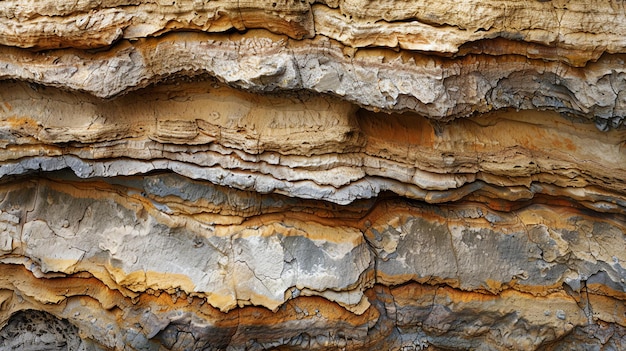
[{"left": 0, "top": 1, "right": 625, "bottom": 350}]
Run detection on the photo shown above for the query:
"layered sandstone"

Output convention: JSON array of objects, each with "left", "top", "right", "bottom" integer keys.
[{"left": 0, "top": 1, "right": 625, "bottom": 350}]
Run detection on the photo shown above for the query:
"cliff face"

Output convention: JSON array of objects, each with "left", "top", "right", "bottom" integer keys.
[{"left": 0, "top": 1, "right": 625, "bottom": 350}]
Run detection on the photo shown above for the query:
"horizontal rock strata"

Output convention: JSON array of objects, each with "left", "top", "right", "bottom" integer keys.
[
  {"left": 3, "top": 32, "right": 626, "bottom": 123},
  {"left": 0, "top": 1, "right": 625, "bottom": 350},
  {"left": 2, "top": 0, "right": 626, "bottom": 63}
]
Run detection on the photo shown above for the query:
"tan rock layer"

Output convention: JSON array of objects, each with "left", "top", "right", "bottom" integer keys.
[
  {"left": 0, "top": 80, "right": 624, "bottom": 207},
  {"left": 1, "top": 32, "right": 626, "bottom": 122},
  {"left": 0, "top": 265, "right": 624, "bottom": 350},
  {"left": 1, "top": 0, "right": 625, "bottom": 66},
  {"left": 0, "top": 174, "right": 623, "bottom": 315},
  {"left": 0, "top": 169, "right": 626, "bottom": 350}
]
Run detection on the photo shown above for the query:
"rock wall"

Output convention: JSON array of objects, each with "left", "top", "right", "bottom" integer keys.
[{"left": 0, "top": 1, "right": 625, "bottom": 350}]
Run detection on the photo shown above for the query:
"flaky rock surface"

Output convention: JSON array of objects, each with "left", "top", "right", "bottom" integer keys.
[{"left": 0, "top": 1, "right": 625, "bottom": 350}]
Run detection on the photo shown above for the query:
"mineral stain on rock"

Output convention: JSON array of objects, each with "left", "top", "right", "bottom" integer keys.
[{"left": 0, "top": 0, "right": 625, "bottom": 350}]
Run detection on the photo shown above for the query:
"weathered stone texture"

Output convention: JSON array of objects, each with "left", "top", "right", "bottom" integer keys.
[{"left": 0, "top": 1, "right": 625, "bottom": 350}]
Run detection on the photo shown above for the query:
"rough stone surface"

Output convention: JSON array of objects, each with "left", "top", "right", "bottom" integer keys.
[{"left": 0, "top": 1, "right": 625, "bottom": 350}]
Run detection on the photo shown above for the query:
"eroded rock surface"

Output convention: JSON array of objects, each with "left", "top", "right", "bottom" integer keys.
[{"left": 0, "top": 1, "right": 625, "bottom": 350}]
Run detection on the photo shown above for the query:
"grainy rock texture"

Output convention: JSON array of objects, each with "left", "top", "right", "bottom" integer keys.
[{"left": 0, "top": 1, "right": 625, "bottom": 350}]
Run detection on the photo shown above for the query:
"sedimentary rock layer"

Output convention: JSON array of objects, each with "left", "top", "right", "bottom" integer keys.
[
  {"left": 2, "top": 0, "right": 626, "bottom": 63},
  {"left": 0, "top": 81, "right": 624, "bottom": 206},
  {"left": 0, "top": 0, "right": 625, "bottom": 350},
  {"left": 0, "top": 173, "right": 624, "bottom": 349},
  {"left": 3, "top": 32, "right": 626, "bottom": 123}
]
